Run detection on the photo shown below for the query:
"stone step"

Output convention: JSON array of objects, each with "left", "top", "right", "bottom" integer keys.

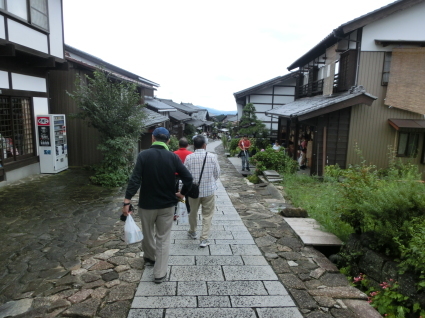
[{"left": 284, "top": 217, "right": 343, "bottom": 246}]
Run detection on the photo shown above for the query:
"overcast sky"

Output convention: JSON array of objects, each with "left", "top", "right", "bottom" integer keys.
[{"left": 63, "top": 0, "right": 394, "bottom": 112}]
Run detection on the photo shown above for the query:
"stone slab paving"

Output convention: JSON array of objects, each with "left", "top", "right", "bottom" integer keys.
[
  {"left": 129, "top": 168, "right": 302, "bottom": 316},
  {"left": 0, "top": 140, "right": 380, "bottom": 318},
  {"left": 284, "top": 218, "right": 343, "bottom": 246}
]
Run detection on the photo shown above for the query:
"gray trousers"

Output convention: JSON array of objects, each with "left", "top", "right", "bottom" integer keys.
[
  {"left": 140, "top": 206, "right": 174, "bottom": 279},
  {"left": 188, "top": 194, "right": 215, "bottom": 241}
]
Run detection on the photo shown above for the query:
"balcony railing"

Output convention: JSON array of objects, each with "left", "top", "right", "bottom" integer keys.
[{"left": 297, "top": 79, "right": 324, "bottom": 98}]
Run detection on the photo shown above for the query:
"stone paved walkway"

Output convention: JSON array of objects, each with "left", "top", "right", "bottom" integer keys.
[
  {"left": 0, "top": 140, "right": 381, "bottom": 318},
  {"left": 128, "top": 179, "right": 303, "bottom": 318}
]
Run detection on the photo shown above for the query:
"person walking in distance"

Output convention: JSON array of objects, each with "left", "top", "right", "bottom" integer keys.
[
  {"left": 184, "top": 135, "right": 220, "bottom": 247},
  {"left": 238, "top": 135, "right": 251, "bottom": 171},
  {"left": 122, "top": 127, "right": 192, "bottom": 284},
  {"left": 173, "top": 137, "right": 192, "bottom": 218}
]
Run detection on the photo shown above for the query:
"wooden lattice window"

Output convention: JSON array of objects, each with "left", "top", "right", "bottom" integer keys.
[{"left": 0, "top": 97, "right": 35, "bottom": 164}]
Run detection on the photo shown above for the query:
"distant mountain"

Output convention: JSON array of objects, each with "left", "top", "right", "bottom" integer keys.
[{"left": 198, "top": 106, "right": 237, "bottom": 116}]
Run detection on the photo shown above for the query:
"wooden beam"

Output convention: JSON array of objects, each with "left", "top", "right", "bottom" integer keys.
[
  {"left": 35, "top": 56, "right": 56, "bottom": 68},
  {"left": 0, "top": 44, "right": 15, "bottom": 56}
]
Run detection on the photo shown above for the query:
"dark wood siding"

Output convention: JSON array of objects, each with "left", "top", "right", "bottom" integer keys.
[
  {"left": 337, "top": 50, "right": 358, "bottom": 92},
  {"left": 313, "top": 108, "right": 351, "bottom": 175},
  {"left": 48, "top": 67, "right": 103, "bottom": 166}
]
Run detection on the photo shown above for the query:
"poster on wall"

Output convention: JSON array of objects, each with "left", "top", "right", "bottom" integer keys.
[{"left": 38, "top": 126, "right": 51, "bottom": 146}]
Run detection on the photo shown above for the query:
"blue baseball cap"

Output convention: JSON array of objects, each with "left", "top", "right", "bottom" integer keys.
[{"left": 152, "top": 127, "right": 170, "bottom": 139}]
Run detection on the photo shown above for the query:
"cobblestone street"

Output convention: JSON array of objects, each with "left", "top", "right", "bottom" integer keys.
[{"left": 0, "top": 141, "right": 380, "bottom": 318}]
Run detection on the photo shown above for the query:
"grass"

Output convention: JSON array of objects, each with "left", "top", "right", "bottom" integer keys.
[{"left": 281, "top": 173, "right": 354, "bottom": 242}]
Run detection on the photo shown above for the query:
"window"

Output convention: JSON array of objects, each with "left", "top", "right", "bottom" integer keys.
[
  {"left": 0, "top": 97, "right": 35, "bottom": 165},
  {"left": 382, "top": 52, "right": 392, "bottom": 86},
  {"left": 2, "top": 0, "right": 49, "bottom": 31},
  {"left": 6, "top": 0, "right": 27, "bottom": 20},
  {"left": 397, "top": 132, "right": 419, "bottom": 157},
  {"left": 30, "top": 0, "right": 48, "bottom": 30}
]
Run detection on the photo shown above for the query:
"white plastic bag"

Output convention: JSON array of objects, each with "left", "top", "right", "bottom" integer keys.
[
  {"left": 124, "top": 214, "right": 143, "bottom": 244},
  {"left": 177, "top": 201, "right": 188, "bottom": 224}
]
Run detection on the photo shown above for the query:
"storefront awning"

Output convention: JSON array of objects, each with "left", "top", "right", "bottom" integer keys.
[
  {"left": 388, "top": 118, "right": 425, "bottom": 131},
  {"left": 265, "top": 86, "right": 377, "bottom": 121}
]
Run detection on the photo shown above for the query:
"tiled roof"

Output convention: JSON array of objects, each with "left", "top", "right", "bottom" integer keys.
[
  {"left": 234, "top": 73, "right": 296, "bottom": 98},
  {"left": 224, "top": 115, "right": 238, "bottom": 122},
  {"left": 265, "top": 86, "right": 377, "bottom": 118},
  {"left": 141, "top": 108, "right": 169, "bottom": 127},
  {"left": 170, "top": 110, "right": 192, "bottom": 121},
  {"left": 158, "top": 99, "right": 197, "bottom": 114},
  {"left": 186, "top": 119, "right": 206, "bottom": 127},
  {"left": 144, "top": 96, "right": 176, "bottom": 112},
  {"left": 65, "top": 44, "right": 159, "bottom": 88}
]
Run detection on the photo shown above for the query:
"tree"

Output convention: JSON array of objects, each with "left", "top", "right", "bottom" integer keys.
[
  {"left": 68, "top": 69, "right": 146, "bottom": 187},
  {"left": 238, "top": 103, "right": 267, "bottom": 137}
]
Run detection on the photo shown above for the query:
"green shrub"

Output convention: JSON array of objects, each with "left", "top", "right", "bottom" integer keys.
[
  {"left": 251, "top": 147, "right": 298, "bottom": 175},
  {"left": 229, "top": 138, "right": 241, "bottom": 156},
  {"left": 168, "top": 136, "right": 179, "bottom": 152},
  {"left": 247, "top": 174, "right": 261, "bottom": 184},
  {"left": 395, "top": 217, "right": 425, "bottom": 289},
  {"left": 335, "top": 154, "right": 425, "bottom": 256},
  {"left": 90, "top": 136, "right": 135, "bottom": 188},
  {"left": 221, "top": 136, "right": 229, "bottom": 151}
]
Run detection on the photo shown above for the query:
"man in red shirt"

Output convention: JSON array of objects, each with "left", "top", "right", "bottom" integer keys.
[
  {"left": 174, "top": 137, "right": 192, "bottom": 163},
  {"left": 174, "top": 138, "right": 193, "bottom": 218},
  {"left": 238, "top": 135, "right": 251, "bottom": 171}
]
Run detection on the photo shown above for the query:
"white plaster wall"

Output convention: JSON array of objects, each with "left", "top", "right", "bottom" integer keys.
[
  {"left": 0, "top": 70, "right": 9, "bottom": 88},
  {"left": 256, "top": 113, "right": 276, "bottom": 122},
  {"left": 8, "top": 19, "right": 48, "bottom": 53},
  {"left": 256, "top": 87, "right": 273, "bottom": 94},
  {"left": 48, "top": 0, "right": 64, "bottom": 58},
  {"left": 0, "top": 16, "right": 5, "bottom": 39},
  {"left": 254, "top": 104, "right": 273, "bottom": 112},
  {"left": 274, "top": 95, "right": 295, "bottom": 104},
  {"left": 33, "top": 97, "right": 49, "bottom": 115},
  {"left": 274, "top": 86, "right": 295, "bottom": 95},
  {"left": 250, "top": 95, "right": 273, "bottom": 103},
  {"left": 362, "top": 1, "right": 425, "bottom": 51},
  {"left": 237, "top": 103, "right": 244, "bottom": 120},
  {"left": 12, "top": 73, "right": 47, "bottom": 92}
]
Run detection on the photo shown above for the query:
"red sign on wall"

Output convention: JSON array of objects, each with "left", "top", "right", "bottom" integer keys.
[{"left": 37, "top": 116, "right": 50, "bottom": 126}]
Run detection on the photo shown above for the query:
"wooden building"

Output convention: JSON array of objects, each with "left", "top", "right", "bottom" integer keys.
[
  {"left": 266, "top": 0, "right": 425, "bottom": 176},
  {"left": 48, "top": 44, "right": 159, "bottom": 167},
  {"left": 234, "top": 74, "right": 297, "bottom": 140},
  {"left": 0, "top": 0, "right": 67, "bottom": 186},
  {"left": 138, "top": 108, "right": 169, "bottom": 150}
]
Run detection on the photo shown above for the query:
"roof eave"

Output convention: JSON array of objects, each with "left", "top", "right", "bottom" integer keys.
[{"left": 287, "top": 0, "right": 423, "bottom": 71}]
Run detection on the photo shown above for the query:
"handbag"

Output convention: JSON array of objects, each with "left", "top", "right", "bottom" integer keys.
[{"left": 186, "top": 152, "right": 208, "bottom": 199}]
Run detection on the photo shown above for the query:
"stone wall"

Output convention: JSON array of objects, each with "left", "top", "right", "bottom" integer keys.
[{"left": 345, "top": 234, "right": 424, "bottom": 307}]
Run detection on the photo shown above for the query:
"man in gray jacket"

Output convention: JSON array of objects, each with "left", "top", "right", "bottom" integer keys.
[{"left": 122, "top": 127, "right": 192, "bottom": 283}]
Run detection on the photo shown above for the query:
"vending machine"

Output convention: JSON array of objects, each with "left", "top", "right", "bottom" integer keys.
[{"left": 37, "top": 114, "right": 68, "bottom": 173}]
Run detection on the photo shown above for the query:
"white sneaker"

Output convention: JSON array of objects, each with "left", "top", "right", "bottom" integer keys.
[
  {"left": 188, "top": 231, "right": 197, "bottom": 239},
  {"left": 199, "top": 240, "right": 210, "bottom": 248}
]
